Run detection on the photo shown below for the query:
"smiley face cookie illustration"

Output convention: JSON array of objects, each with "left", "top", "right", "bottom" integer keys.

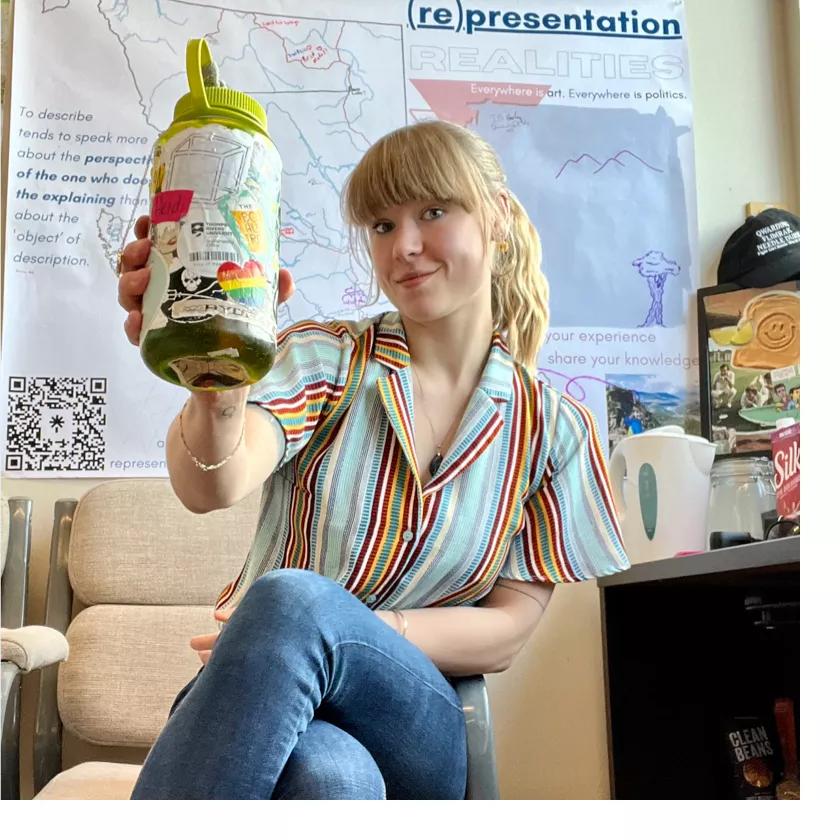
[{"left": 731, "top": 291, "right": 799, "bottom": 370}]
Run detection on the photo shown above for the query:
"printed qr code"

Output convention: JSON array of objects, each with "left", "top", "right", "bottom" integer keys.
[{"left": 5, "top": 377, "right": 107, "bottom": 472}]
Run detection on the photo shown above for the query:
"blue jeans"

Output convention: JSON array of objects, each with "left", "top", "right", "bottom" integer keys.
[{"left": 131, "top": 569, "right": 468, "bottom": 799}]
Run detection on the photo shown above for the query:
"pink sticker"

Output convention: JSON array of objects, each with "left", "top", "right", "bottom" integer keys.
[{"left": 151, "top": 190, "right": 193, "bottom": 223}]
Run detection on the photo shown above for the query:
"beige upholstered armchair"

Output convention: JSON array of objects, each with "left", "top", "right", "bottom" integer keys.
[{"left": 31, "top": 480, "right": 498, "bottom": 799}]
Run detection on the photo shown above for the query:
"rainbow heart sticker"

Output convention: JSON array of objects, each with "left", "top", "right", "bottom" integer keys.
[{"left": 217, "top": 259, "right": 268, "bottom": 309}]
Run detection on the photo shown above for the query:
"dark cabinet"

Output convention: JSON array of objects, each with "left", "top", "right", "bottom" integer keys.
[{"left": 599, "top": 537, "right": 799, "bottom": 799}]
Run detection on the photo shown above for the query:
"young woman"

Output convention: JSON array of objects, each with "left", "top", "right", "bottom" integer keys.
[{"left": 117, "top": 120, "right": 628, "bottom": 800}]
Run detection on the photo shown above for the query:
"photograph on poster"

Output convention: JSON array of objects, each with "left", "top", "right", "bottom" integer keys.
[
  {"left": 698, "top": 281, "right": 799, "bottom": 456},
  {"left": 605, "top": 371, "right": 701, "bottom": 456}
]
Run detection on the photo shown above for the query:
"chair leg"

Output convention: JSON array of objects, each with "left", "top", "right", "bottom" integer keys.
[
  {"left": 1, "top": 662, "right": 22, "bottom": 799},
  {"left": 32, "top": 499, "right": 77, "bottom": 797}
]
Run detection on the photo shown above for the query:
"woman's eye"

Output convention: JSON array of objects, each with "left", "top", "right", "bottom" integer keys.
[
  {"left": 372, "top": 221, "right": 393, "bottom": 235},
  {"left": 422, "top": 207, "right": 445, "bottom": 220}
]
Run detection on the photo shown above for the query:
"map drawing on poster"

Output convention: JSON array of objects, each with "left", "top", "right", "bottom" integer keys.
[
  {"left": 94, "top": 2, "right": 408, "bottom": 329},
  {"left": 2, "top": 0, "right": 699, "bottom": 476}
]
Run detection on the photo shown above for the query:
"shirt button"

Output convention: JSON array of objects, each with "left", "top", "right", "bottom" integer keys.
[
  {"left": 365, "top": 595, "right": 377, "bottom": 605},
  {"left": 402, "top": 530, "right": 414, "bottom": 542}
]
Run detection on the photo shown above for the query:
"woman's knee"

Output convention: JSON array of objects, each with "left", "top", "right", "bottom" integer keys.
[
  {"left": 218, "top": 571, "right": 351, "bottom": 659},
  {"left": 237, "top": 569, "right": 353, "bottom": 627},
  {"left": 273, "top": 721, "right": 386, "bottom": 800},
  {"left": 248, "top": 568, "right": 335, "bottom": 607}
]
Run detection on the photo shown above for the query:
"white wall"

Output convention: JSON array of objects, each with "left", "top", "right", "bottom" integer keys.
[
  {"left": 783, "top": 0, "right": 800, "bottom": 199},
  {"left": 3, "top": 0, "right": 798, "bottom": 799}
]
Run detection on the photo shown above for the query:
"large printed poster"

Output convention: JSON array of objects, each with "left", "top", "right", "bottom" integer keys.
[{"left": 2, "top": 0, "right": 698, "bottom": 477}]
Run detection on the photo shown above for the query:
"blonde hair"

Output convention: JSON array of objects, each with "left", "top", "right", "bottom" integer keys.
[{"left": 340, "top": 120, "right": 549, "bottom": 372}]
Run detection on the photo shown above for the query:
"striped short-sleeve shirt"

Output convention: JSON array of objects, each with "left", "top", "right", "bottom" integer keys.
[{"left": 215, "top": 311, "right": 629, "bottom": 612}]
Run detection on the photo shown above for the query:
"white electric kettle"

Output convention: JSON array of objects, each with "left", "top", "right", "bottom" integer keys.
[{"left": 608, "top": 426, "right": 716, "bottom": 564}]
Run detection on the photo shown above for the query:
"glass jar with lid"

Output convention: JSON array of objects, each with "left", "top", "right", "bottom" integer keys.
[{"left": 708, "top": 456, "right": 777, "bottom": 540}]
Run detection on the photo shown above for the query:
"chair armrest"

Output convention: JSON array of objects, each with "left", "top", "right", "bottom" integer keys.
[
  {"left": 452, "top": 675, "right": 500, "bottom": 800},
  {"left": 1, "top": 498, "right": 33, "bottom": 630},
  {"left": 33, "top": 499, "right": 77, "bottom": 798},
  {"left": 2, "top": 626, "right": 69, "bottom": 673},
  {"left": 1, "top": 497, "right": 32, "bottom": 799},
  {"left": 2, "top": 626, "right": 69, "bottom": 800}
]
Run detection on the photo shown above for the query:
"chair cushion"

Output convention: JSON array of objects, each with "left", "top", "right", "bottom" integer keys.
[
  {"left": 68, "top": 479, "right": 259, "bottom": 606},
  {"left": 34, "top": 761, "right": 141, "bottom": 799},
  {"left": 59, "top": 604, "right": 214, "bottom": 747}
]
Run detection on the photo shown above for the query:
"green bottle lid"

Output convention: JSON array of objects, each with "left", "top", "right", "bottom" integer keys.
[{"left": 172, "top": 38, "right": 268, "bottom": 135}]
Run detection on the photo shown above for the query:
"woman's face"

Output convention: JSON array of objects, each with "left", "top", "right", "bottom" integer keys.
[
  {"left": 156, "top": 222, "right": 180, "bottom": 256},
  {"left": 367, "top": 199, "right": 493, "bottom": 325}
]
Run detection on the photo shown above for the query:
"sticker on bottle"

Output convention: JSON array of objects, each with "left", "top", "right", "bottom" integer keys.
[
  {"left": 232, "top": 209, "right": 267, "bottom": 253},
  {"left": 151, "top": 190, "right": 194, "bottom": 223}
]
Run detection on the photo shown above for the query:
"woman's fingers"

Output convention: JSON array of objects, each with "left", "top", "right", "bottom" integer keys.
[
  {"left": 118, "top": 221, "right": 151, "bottom": 347},
  {"left": 117, "top": 237, "right": 151, "bottom": 339},
  {"left": 120, "top": 236, "right": 151, "bottom": 276},
  {"left": 277, "top": 268, "right": 295, "bottom": 305},
  {"left": 123, "top": 310, "right": 143, "bottom": 347},
  {"left": 119, "top": 265, "right": 147, "bottom": 346},
  {"left": 214, "top": 604, "right": 236, "bottom": 623},
  {"left": 189, "top": 632, "right": 220, "bottom": 651},
  {"left": 134, "top": 215, "right": 150, "bottom": 240},
  {"left": 118, "top": 266, "right": 150, "bottom": 313}
]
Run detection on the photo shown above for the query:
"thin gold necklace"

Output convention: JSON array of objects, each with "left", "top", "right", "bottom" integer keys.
[{"left": 412, "top": 369, "right": 460, "bottom": 477}]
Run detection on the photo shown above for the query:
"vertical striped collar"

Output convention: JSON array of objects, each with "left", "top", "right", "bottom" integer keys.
[
  {"left": 372, "top": 312, "right": 412, "bottom": 370},
  {"left": 372, "top": 311, "right": 515, "bottom": 403}
]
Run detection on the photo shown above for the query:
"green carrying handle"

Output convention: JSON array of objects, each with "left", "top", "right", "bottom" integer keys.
[
  {"left": 186, "top": 38, "right": 213, "bottom": 114},
  {"left": 172, "top": 37, "right": 267, "bottom": 132}
]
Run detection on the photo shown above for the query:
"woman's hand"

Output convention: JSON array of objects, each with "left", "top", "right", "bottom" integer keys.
[
  {"left": 118, "top": 216, "right": 152, "bottom": 346},
  {"left": 117, "top": 215, "right": 296, "bottom": 347},
  {"left": 189, "top": 605, "right": 236, "bottom": 666}
]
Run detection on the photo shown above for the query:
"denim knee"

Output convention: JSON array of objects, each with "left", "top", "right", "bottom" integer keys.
[
  {"left": 237, "top": 569, "right": 348, "bottom": 627},
  {"left": 250, "top": 568, "right": 336, "bottom": 597},
  {"left": 217, "top": 570, "right": 348, "bottom": 661}
]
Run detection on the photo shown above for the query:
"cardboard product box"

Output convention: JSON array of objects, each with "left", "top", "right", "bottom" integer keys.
[{"left": 770, "top": 422, "right": 800, "bottom": 517}]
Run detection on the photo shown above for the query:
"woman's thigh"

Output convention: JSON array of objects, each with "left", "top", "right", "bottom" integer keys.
[
  {"left": 272, "top": 720, "right": 385, "bottom": 800},
  {"left": 253, "top": 570, "right": 467, "bottom": 799}
]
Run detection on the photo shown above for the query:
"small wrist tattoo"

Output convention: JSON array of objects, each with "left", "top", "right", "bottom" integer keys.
[{"left": 221, "top": 405, "right": 237, "bottom": 418}]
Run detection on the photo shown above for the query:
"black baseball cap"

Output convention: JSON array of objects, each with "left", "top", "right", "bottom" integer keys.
[{"left": 717, "top": 208, "right": 800, "bottom": 288}]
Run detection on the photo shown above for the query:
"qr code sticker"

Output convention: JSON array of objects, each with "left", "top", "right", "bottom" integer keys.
[{"left": 6, "top": 377, "right": 107, "bottom": 472}]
